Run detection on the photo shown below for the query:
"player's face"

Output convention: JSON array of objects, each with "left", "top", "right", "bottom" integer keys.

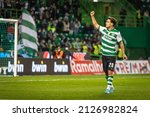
[{"left": 106, "top": 19, "right": 113, "bottom": 28}]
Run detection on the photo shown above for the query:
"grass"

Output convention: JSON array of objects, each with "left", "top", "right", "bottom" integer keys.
[{"left": 0, "top": 74, "right": 150, "bottom": 100}]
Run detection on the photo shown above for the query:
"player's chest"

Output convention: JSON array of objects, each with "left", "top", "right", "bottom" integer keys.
[{"left": 102, "top": 31, "right": 117, "bottom": 41}]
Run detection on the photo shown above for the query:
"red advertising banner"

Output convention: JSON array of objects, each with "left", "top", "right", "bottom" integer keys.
[
  {"left": 70, "top": 60, "right": 104, "bottom": 75},
  {"left": 1, "top": 58, "right": 149, "bottom": 75},
  {"left": 71, "top": 60, "right": 150, "bottom": 75}
]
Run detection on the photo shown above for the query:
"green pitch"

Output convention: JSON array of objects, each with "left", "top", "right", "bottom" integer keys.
[{"left": 0, "top": 74, "right": 150, "bottom": 100}]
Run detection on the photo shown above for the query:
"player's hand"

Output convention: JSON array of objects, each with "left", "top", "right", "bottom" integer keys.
[
  {"left": 90, "top": 11, "right": 95, "bottom": 16},
  {"left": 123, "top": 53, "right": 128, "bottom": 60}
]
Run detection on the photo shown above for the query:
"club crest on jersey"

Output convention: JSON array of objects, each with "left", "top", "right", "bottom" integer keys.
[{"left": 108, "top": 33, "right": 117, "bottom": 38}]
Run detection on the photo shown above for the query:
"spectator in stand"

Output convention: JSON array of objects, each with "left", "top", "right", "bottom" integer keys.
[
  {"left": 92, "top": 42, "right": 101, "bottom": 56},
  {"left": 64, "top": 37, "right": 73, "bottom": 49},
  {"left": 47, "top": 34, "right": 53, "bottom": 52},
  {"left": 63, "top": 46, "right": 73, "bottom": 59},
  {"left": 84, "top": 24, "right": 92, "bottom": 34},
  {"left": 82, "top": 41, "right": 88, "bottom": 53},
  {"left": 54, "top": 33, "right": 62, "bottom": 47},
  {"left": 136, "top": 9, "right": 143, "bottom": 27},
  {"left": 39, "top": 39, "right": 47, "bottom": 51},
  {"left": 5, "top": 0, "right": 12, "bottom": 8},
  {"left": 47, "top": 20, "right": 56, "bottom": 34},
  {"left": 72, "top": 38, "right": 82, "bottom": 52},
  {"left": 39, "top": 5, "right": 45, "bottom": 19},
  {"left": 0, "top": 0, "right": 4, "bottom": 8},
  {"left": 55, "top": 9, "right": 60, "bottom": 19},
  {"left": 54, "top": 46, "right": 64, "bottom": 59},
  {"left": 38, "top": 27, "right": 47, "bottom": 51},
  {"left": 7, "top": 24, "right": 14, "bottom": 42},
  {"left": 69, "top": 20, "right": 75, "bottom": 35},
  {"left": 63, "top": 18, "right": 70, "bottom": 33},
  {"left": 143, "top": 9, "right": 149, "bottom": 26},
  {"left": 56, "top": 17, "right": 64, "bottom": 33},
  {"left": 72, "top": 0, "right": 79, "bottom": 18},
  {"left": 117, "top": 48, "right": 123, "bottom": 60},
  {"left": 74, "top": 18, "right": 81, "bottom": 35},
  {"left": 41, "top": 25, "right": 48, "bottom": 40},
  {"left": 85, "top": 37, "right": 92, "bottom": 53},
  {"left": 42, "top": 18, "right": 47, "bottom": 26},
  {"left": 144, "top": 9, "right": 149, "bottom": 17},
  {"left": 62, "top": 5, "right": 69, "bottom": 15},
  {"left": 15, "top": 0, "right": 21, "bottom": 9}
]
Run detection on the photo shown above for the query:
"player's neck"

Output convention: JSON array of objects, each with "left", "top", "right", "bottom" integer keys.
[{"left": 107, "top": 26, "right": 114, "bottom": 31}]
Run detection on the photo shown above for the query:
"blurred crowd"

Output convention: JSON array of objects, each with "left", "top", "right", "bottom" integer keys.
[
  {"left": 128, "top": 0, "right": 150, "bottom": 15},
  {"left": 18, "top": 0, "right": 102, "bottom": 57},
  {"left": 0, "top": 0, "right": 128, "bottom": 59},
  {"left": 0, "top": 0, "right": 102, "bottom": 59},
  {"left": 128, "top": 0, "right": 150, "bottom": 26}
]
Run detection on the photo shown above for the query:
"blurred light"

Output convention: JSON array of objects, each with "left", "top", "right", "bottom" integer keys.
[{"left": 93, "top": 0, "right": 98, "bottom": 2}]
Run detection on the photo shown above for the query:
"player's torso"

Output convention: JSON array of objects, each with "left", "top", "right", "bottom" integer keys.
[{"left": 101, "top": 28, "right": 118, "bottom": 56}]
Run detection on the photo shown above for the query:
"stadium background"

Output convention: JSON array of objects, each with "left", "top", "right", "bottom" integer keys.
[
  {"left": 0, "top": 0, "right": 150, "bottom": 100},
  {"left": 0, "top": 0, "right": 150, "bottom": 60}
]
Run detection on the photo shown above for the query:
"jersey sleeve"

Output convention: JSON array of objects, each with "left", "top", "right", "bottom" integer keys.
[
  {"left": 117, "top": 32, "right": 122, "bottom": 42},
  {"left": 98, "top": 26, "right": 106, "bottom": 33}
]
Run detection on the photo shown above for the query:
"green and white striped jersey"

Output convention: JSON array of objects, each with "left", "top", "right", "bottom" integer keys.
[{"left": 98, "top": 26, "right": 122, "bottom": 56}]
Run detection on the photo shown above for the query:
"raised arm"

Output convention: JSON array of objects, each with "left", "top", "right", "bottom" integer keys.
[{"left": 90, "top": 11, "right": 99, "bottom": 30}]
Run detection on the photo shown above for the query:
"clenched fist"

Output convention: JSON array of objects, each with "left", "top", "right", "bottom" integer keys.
[{"left": 90, "top": 11, "right": 95, "bottom": 16}]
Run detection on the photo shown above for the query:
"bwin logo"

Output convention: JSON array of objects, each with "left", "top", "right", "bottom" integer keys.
[
  {"left": 8, "top": 61, "right": 24, "bottom": 72},
  {"left": 32, "top": 61, "right": 47, "bottom": 72},
  {"left": 54, "top": 61, "right": 68, "bottom": 73}
]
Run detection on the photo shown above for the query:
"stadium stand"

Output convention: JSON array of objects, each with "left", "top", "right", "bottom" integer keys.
[{"left": 0, "top": 0, "right": 150, "bottom": 60}]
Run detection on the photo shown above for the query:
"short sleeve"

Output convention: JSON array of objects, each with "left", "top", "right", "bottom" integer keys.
[
  {"left": 98, "top": 26, "right": 106, "bottom": 33},
  {"left": 117, "top": 32, "right": 122, "bottom": 42}
]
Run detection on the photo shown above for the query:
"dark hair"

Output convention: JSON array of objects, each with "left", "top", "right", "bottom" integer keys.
[{"left": 108, "top": 17, "right": 117, "bottom": 27}]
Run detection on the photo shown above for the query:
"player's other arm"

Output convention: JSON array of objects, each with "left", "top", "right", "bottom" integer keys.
[
  {"left": 90, "top": 11, "right": 99, "bottom": 30},
  {"left": 119, "top": 41, "right": 128, "bottom": 60}
]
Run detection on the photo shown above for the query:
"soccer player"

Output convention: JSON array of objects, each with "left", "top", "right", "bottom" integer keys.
[{"left": 90, "top": 11, "right": 128, "bottom": 94}]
